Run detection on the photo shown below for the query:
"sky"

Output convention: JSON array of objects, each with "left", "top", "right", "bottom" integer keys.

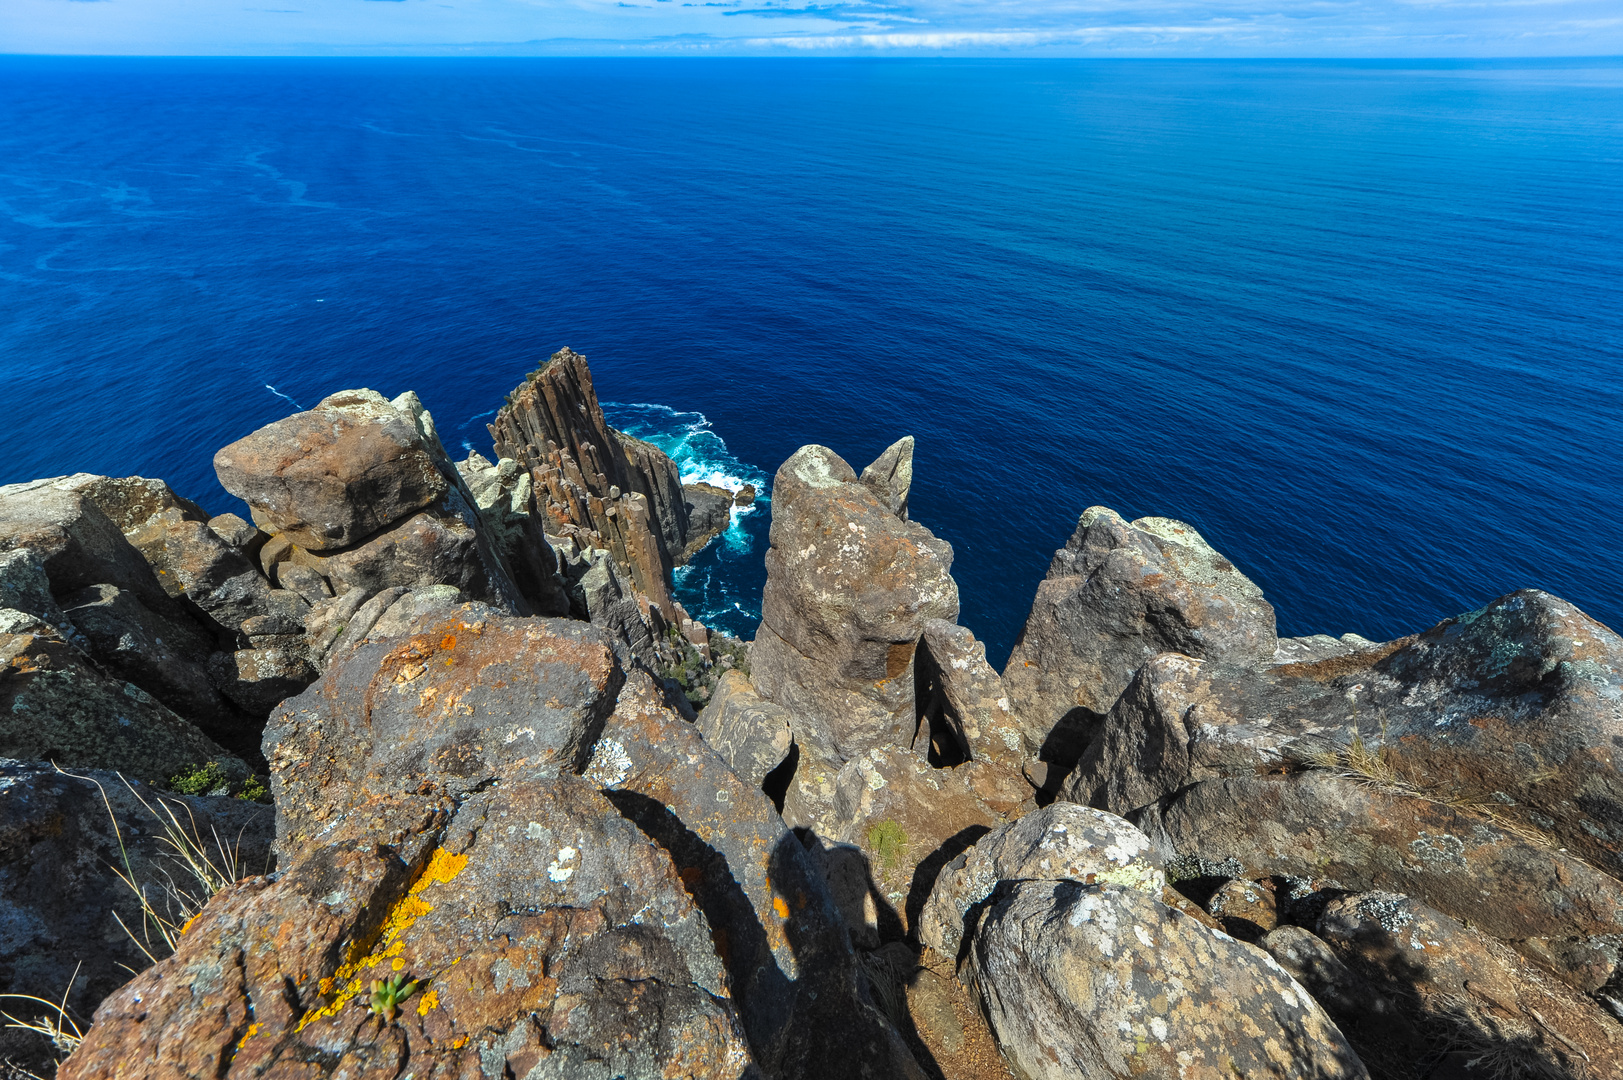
[{"left": 3, "top": 0, "right": 1622, "bottom": 58}]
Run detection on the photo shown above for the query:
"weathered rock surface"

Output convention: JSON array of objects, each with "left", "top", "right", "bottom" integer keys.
[
  {"left": 752, "top": 443, "right": 959, "bottom": 766},
  {"left": 1002, "top": 506, "right": 1277, "bottom": 763},
  {"left": 1318, "top": 892, "right": 1623, "bottom": 1078},
  {"left": 858, "top": 436, "right": 913, "bottom": 521},
  {"left": 61, "top": 582, "right": 246, "bottom": 745},
  {"left": 0, "top": 476, "right": 184, "bottom": 617},
  {"left": 587, "top": 671, "right": 927, "bottom": 1080},
  {"left": 681, "top": 482, "right": 736, "bottom": 561},
  {"left": 214, "top": 389, "right": 450, "bottom": 551},
  {"left": 918, "top": 802, "right": 1164, "bottom": 961},
  {"left": 915, "top": 619, "right": 1025, "bottom": 772},
  {"left": 1261, "top": 925, "right": 1428, "bottom": 1080},
  {"left": 489, "top": 348, "right": 688, "bottom": 615},
  {"left": 63, "top": 610, "right": 757, "bottom": 1080},
  {"left": 971, "top": 880, "right": 1368, "bottom": 1080},
  {"left": 782, "top": 745, "right": 1026, "bottom": 945},
  {"left": 0, "top": 627, "right": 241, "bottom": 781},
  {"left": 0, "top": 761, "right": 274, "bottom": 1076},
  {"left": 694, "top": 669, "right": 794, "bottom": 789},
  {"left": 457, "top": 451, "right": 571, "bottom": 616},
  {"left": 1064, "top": 590, "right": 1623, "bottom": 991}
]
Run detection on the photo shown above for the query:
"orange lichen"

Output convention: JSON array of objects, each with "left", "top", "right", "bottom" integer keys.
[
  {"left": 772, "top": 896, "right": 790, "bottom": 919},
  {"left": 441, "top": 634, "right": 457, "bottom": 651},
  {"left": 179, "top": 914, "right": 200, "bottom": 937},
  {"left": 294, "top": 847, "right": 468, "bottom": 1031}
]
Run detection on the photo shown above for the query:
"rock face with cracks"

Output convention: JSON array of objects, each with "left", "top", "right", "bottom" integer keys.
[
  {"left": 62, "top": 610, "right": 757, "bottom": 1080},
  {"left": 972, "top": 880, "right": 1369, "bottom": 1080},
  {"left": 751, "top": 443, "right": 959, "bottom": 766},
  {"left": 1002, "top": 506, "right": 1277, "bottom": 763},
  {"left": 1063, "top": 589, "right": 1623, "bottom": 993}
]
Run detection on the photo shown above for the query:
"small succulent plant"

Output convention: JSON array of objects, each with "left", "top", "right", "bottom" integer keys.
[{"left": 367, "top": 974, "right": 421, "bottom": 1022}]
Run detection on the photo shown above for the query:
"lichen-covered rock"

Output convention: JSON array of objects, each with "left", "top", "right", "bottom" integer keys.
[
  {"left": 61, "top": 583, "right": 250, "bottom": 749},
  {"left": 918, "top": 802, "right": 1163, "bottom": 960},
  {"left": 915, "top": 619, "right": 1025, "bottom": 771},
  {"left": 0, "top": 628, "right": 242, "bottom": 780},
  {"left": 0, "top": 476, "right": 182, "bottom": 616},
  {"left": 1318, "top": 892, "right": 1623, "bottom": 1078},
  {"left": 266, "top": 610, "right": 622, "bottom": 850},
  {"left": 587, "top": 671, "right": 927, "bottom": 1080},
  {"left": 207, "top": 643, "right": 320, "bottom": 717},
  {"left": 751, "top": 444, "right": 959, "bottom": 766},
  {"left": 1002, "top": 506, "right": 1277, "bottom": 762},
  {"left": 0, "top": 548, "right": 87, "bottom": 648},
  {"left": 62, "top": 612, "right": 756, "bottom": 1080},
  {"left": 782, "top": 745, "right": 1026, "bottom": 944},
  {"left": 0, "top": 761, "right": 274, "bottom": 1077},
  {"left": 214, "top": 389, "right": 451, "bottom": 551},
  {"left": 694, "top": 669, "right": 794, "bottom": 789},
  {"left": 972, "top": 880, "right": 1367, "bottom": 1080},
  {"left": 1260, "top": 925, "right": 1427, "bottom": 1080},
  {"left": 1205, "top": 876, "right": 1279, "bottom": 942},
  {"left": 858, "top": 436, "right": 913, "bottom": 520},
  {"left": 1063, "top": 591, "right": 1623, "bottom": 991}
]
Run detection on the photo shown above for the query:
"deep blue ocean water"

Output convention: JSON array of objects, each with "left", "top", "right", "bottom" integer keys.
[{"left": 3, "top": 57, "right": 1621, "bottom": 662}]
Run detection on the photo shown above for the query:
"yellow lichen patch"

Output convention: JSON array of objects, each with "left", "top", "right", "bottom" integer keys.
[
  {"left": 179, "top": 914, "right": 199, "bottom": 937},
  {"left": 236, "top": 1023, "right": 260, "bottom": 1050},
  {"left": 293, "top": 847, "right": 469, "bottom": 1031},
  {"left": 417, "top": 988, "right": 440, "bottom": 1016},
  {"left": 449, "top": 1036, "right": 469, "bottom": 1049}
]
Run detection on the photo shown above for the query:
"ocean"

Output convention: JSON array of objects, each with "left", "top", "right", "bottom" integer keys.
[{"left": 3, "top": 56, "right": 1620, "bottom": 662}]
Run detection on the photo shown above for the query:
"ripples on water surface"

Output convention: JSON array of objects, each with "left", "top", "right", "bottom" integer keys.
[{"left": 3, "top": 57, "right": 1620, "bottom": 659}]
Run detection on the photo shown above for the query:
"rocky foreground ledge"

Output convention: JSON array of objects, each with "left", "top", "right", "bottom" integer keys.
[{"left": 3, "top": 349, "right": 1621, "bottom": 1080}]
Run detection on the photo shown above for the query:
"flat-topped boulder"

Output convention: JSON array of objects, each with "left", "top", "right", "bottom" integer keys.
[{"left": 214, "top": 389, "right": 450, "bottom": 551}]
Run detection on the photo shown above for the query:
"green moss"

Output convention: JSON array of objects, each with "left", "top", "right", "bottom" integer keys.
[
  {"left": 167, "top": 761, "right": 230, "bottom": 797},
  {"left": 236, "top": 776, "right": 271, "bottom": 803}
]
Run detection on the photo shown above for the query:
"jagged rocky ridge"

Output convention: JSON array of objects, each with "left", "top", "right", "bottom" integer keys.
[{"left": 1, "top": 348, "right": 1619, "bottom": 1079}]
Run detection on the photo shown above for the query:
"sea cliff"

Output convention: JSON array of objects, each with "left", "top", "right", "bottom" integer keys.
[{"left": 3, "top": 348, "right": 1621, "bottom": 1080}]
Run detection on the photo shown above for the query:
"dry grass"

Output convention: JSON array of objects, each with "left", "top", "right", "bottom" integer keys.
[
  {"left": 55, "top": 765, "right": 247, "bottom": 967},
  {"left": 0, "top": 964, "right": 84, "bottom": 1078},
  {"left": 1302, "top": 730, "right": 1558, "bottom": 851}
]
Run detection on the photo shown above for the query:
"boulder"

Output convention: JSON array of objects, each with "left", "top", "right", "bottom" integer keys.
[
  {"left": 1260, "top": 926, "right": 1428, "bottom": 1080},
  {"left": 0, "top": 627, "right": 242, "bottom": 782},
  {"left": 681, "top": 482, "right": 736, "bottom": 561},
  {"left": 971, "top": 880, "right": 1368, "bottom": 1080},
  {"left": 694, "top": 669, "right": 795, "bottom": 790},
  {"left": 1205, "top": 876, "right": 1279, "bottom": 942},
  {"left": 1002, "top": 506, "right": 1277, "bottom": 763},
  {"left": 0, "top": 761, "right": 274, "bottom": 1077},
  {"left": 61, "top": 583, "right": 246, "bottom": 746},
  {"left": 213, "top": 389, "right": 450, "bottom": 551},
  {"left": 63, "top": 610, "right": 757, "bottom": 1080},
  {"left": 1063, "top": 591, "right": 1623, "bottom": 990},
  {"left": 207, "top": 644, "right": 320, "bottom": 718},
  {"left": 291, "top": 506, "right": 515, "bottom": 609},
  {"left": 915, "top": 619, "right": 1025, "bottom": 772},
  {"left": 1318, "top": 892, "right": 1623, "bottom": 1077},
  {"left": 586, "top": 671, "right": 927, "bottom": 1080},
  {"left": 918, "top": 802, "right": 1164, "bottom": 961},
  {"left": 751, "top": 444, "right": 959, "bottom": 766},
  {"left": 0, "top": 548, "right": 87, "bottom": 648},
  {"left": 0, "top": 476, "right": 180, "bottom": 616}
]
